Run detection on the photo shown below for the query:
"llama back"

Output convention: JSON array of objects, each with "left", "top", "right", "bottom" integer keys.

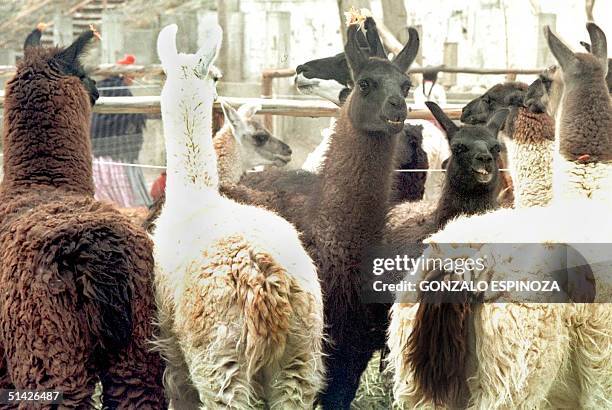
[{"left": 0, "top": 190, "right": 152, "bottom": 353}]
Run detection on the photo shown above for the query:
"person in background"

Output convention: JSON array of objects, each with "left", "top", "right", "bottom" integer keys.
[
  {"left": 412, "top": 67, "right": 447, "bottom": 108},
  {"left": 90, "top": 54, "right": 152, "bottom": 207}
]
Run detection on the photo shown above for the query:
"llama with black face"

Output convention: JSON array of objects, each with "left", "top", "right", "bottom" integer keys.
[
  {"left": 0, "top": 26, "right": 165, "bottom": 408},
  {"left": 385, "top": 102, "right": 506, "bottom": 256}
]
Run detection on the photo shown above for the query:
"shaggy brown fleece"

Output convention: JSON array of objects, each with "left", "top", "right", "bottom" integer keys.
[
  {"left": 0, "top": 34, "right": 164, "bottom": 408},
  {"left": 406, "top": 284, "right": 472, "bottom": 407}
]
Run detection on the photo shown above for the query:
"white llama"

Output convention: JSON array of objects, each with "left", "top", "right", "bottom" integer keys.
[{"left": 152, "top": 23, "right": 324, "bottom": 409}]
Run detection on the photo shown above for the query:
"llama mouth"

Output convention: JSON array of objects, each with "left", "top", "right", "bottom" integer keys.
[
  {"left": 273, "top": 155, "right": 291, "bottom": 167},
  {"left": 386, "top": 119, "right": 404, "bottom": 126},
  {"left": 473, "top": 167, "right": 493, "bottom": 183},
  {"left": 295, "top": 74, "right": 318, "bottom": 93}
]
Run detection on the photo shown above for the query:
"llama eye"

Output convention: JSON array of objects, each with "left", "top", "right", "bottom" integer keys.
[
  {"left": 452, "top": 144, "right": 468, "bottom": 154},
  {"left": 358, "top": 79, "right": 370, "bottom": 94},
  {"left": 401, "top": 82, "right": 411, "bottom": 97},
  {"left": 253, "top": 134, "right": 269, "bottom": 146}
]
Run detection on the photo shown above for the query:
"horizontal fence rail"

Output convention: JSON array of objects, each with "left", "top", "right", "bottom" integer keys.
[
  {"left": 0, "top": 95, "right": 463, "bottom": 120},
  {"left": 0, "top": 64, "right": 166, "bottom": 78},
  {"left": 0, "top": 63, "right": 547, "bottom": 79}
]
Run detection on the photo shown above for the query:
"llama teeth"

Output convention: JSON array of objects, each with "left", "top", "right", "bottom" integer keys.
[{"left": 475, "top": 168, "right": 488, "bottom": 175}]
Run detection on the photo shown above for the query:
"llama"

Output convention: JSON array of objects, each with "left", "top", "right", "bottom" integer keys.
[
  {"left": 385, "top": 101, "right": 506, "bottom": 255},
  {"left": 392, "top": 123, "right": 429, "bottom": 203},
  {"left": 504, "top": 75, "right": 556, "bottom": 208},
  {"left": 240, "top": 16, "right": 421, "bottom": 408},
  {"left": 388, "top": 23, "right": 612, "bottom": 409},
  {"left": 142, "top": 100, "right": 293, "bottom": 233},
  {"left": 217, "top": 100, "right": 292, "bottom": 184},
  {"left": 152, "top": 23, "right": 323, "bottom": 409},
  {"left": 580, "top": 40, "right": 612, "bottom": 93},
  {"left": 461, "top": 81, "right": 530, "bottom": 205},
  {"left": 0, "top": 27, "right": 165, "bottom": 407},
  {"left": 303, "top": 19, "right": 419, "bottom": 408},
  {"left": 294, "top": 18, "right": 449, "bottom": 202}
]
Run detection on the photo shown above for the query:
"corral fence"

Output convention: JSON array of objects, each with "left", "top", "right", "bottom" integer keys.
[{"left": 0, "top": 62, "right": 542, "bottom": 208}]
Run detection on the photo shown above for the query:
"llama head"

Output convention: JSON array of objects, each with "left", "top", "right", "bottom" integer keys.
[
  {"left": 157, "top": 23, "right": 221, "bottom": 85},
  {"left": 397, "top": 123, "right": 428, "bottom": 168},
  {"left": 461, "top": 82, "right": 527, "bottom": 125},
  {"left": 523, "top": 67, "right": 559, "bottom": 114},
  {"left": 294, "top": 18, "right": 379, "bottom": 106},
  {"left": 220, "top": 100, "right": 292, "bottom": 168},
  {"left": 427, "top": 102, "right": 506, "bottom": 191},
  {"left": 545, "top": 23, "right": 608, "bottom": 87},
  {"left": 21, "top": 26, "right": 99, "bottom": 106},
  {"left": 295, "top": 53, "right": 352, "bottom": 105},
  {"left": 344, "top": 18, "right": 419, "bottom": 135}
]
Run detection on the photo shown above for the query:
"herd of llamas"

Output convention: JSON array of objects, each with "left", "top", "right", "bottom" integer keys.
[{"left": 0, "top": 8, "right": 609, "bottom": 410}]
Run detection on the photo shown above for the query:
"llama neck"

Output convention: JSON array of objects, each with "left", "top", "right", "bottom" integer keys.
[
  {"left": 1, "top": 76, "right": 94, "bottom": 196},
  {"left": 213, "top": 126, "right": 243, "bottom": 185},
  {"left": 557, "top": 82, "right": 612, "bottom": 162},
  {"left": 312, "top": 102, "right": 398, "bottom": 260},
  {"left": 552, "top": 81, "right": 612, "bottom": 203},
  {"left": 509, "top": 107, "right": 555, "bottom": 208},
  {"left": 160, "top": 77, "right": 218, "bottom": 206},
  {"left": 435, "top": 179, "right": 498, "bottom": 229}
]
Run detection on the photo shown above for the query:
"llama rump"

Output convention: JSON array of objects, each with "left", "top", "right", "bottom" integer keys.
[
  {"left": 388, "top": 23, "right": 612, "bottom": 409},
  {"left": 0, "top": 27, "right": 164, "bottom": 408},
  {"left": 152, "top": 23, "right": 323, "bottom": 409}
]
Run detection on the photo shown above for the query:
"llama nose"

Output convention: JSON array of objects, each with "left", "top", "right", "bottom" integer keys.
[
  {"left": 476, "top": 152, "right": 493, "bottom": 163},
  {"left": 388, "top": 95, "right": 403, "bottom": 108}
]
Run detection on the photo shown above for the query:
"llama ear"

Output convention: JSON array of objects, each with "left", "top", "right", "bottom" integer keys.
[
  {"left": 220, "top": 100, "right": 247, "bottom": 142},
  {"left": 157, "top": 24, "right": 179, "bottom": 70},
  {"left": 364, "top": 17, "right": 386, "bottom": 59},
  {"left": 345, "top": 24, "right": 369, "bottom": 77},
  {"left": 579, "top": 41, "right": 592, "bottom": 53},
  {"left": 392, "top": 27, "right": 419, "bottom": 73},
  {"left": 195, "top": 18, "right": 222, "bottom": 77},
  {"left": 486, "top": 108, "right": 509, "bottom": 135},
  {"left": 57, "top": 29, "right": 96, "bottom": 66},
  {"left": 237, "top": 102, "right": 261, "bottom": 119},
  {"left": 544, "top": 26, "right": 577, "bottom": 70},
  {"left": 23, "top": 24, "right": 44, "bottom": 53},
  {"left": 425, "top": 101, "right": 458, "bottom": 139},
  {"left": 504, "top": 90, "right": 525, "bottom": 107},
  {"left": 586, "top": 22, "right": 608, "bottom": 76}
]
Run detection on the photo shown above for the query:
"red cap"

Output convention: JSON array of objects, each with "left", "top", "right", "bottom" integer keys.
[
  {"left": 117, "top": 54, "right": 136, "bottom": 65},
  {"left": 150, "top": 172, "right": 166, "bottom": 201}
]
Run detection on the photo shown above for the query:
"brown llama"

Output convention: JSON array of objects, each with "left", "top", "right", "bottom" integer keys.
[{"left": 0, "top": 27, "right": 165, "bottom": 408}]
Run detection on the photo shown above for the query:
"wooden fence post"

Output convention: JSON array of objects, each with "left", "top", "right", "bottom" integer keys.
[
  {"left": 442, "top": 42, "right": 458, "bottom": 87},
  {"left": 262, "top": 11, "right": 291, "bottom": 132},
  {"left": 537, "top": 13, "right": 556, "bottom": 67},
  {"left": 101, "top": 11, "right": 123, "bottom": 64}
]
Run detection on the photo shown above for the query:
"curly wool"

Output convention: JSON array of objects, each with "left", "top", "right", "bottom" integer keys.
[
  {"left": 0, "top": 44, "right": 164, "bottom": 407},
  {"left": 505, "top": 107, "right": 555, "bottom": 208}
]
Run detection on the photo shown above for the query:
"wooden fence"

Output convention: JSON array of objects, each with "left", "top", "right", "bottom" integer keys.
[{"left": 0, "top": 94, "right": 462, "bottom": 120}]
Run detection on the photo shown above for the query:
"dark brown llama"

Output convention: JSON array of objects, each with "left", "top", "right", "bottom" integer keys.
[{"left": 0, "top": 27, "right": 165, "bottom": 408}]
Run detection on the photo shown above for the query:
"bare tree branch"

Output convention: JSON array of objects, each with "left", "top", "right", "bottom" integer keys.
[{"left": 586, "top": 0, "right": 596, "bottom": 21}]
